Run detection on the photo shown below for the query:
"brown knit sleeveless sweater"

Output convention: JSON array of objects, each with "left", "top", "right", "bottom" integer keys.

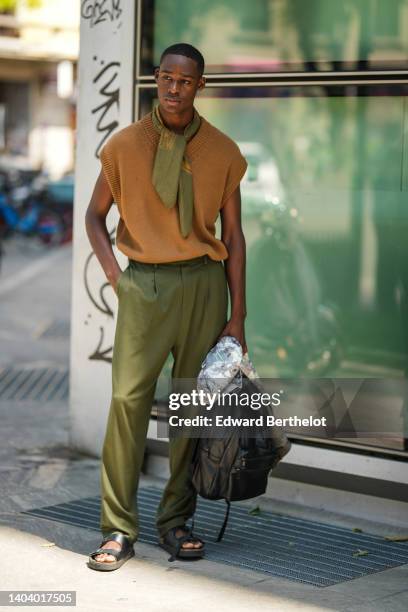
[{"left": 99, "top": 110, "right": 248, "bottom": 263}]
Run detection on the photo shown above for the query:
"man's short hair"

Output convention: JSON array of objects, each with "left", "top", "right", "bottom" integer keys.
[{"left": 159, "top": 43, "right": 205, "bottom": 77}]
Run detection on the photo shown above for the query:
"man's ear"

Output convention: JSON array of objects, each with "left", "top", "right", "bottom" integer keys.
[
  {"left": 198, "top": 76, "right": 206, "bottom": 91},
  {"left": 154, "top": 67, "right": 159, "bottom": 82}
]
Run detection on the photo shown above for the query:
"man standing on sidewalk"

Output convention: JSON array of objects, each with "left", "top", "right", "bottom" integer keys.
[{"left": 85, "top": 42, "right": 248, "bottom": 570}]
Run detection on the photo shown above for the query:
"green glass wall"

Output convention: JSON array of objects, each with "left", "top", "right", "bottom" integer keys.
[
  {"left": 140, "top": 0, "right": 408, "bottom": 74},
  {"left": 137, "top": 1, "right": 408, "bottom": 454}
]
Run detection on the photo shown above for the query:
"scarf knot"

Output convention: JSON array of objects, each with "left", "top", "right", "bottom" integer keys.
[{"left": 151, "top": 104, "right": 201, "bottom": 238}]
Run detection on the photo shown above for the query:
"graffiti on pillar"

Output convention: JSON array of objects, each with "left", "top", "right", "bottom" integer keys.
[
  {"left": 81, "top": 0, "right": 122, "bottom": 27},
  {"left": 81, "top": 3, "right": 123, "bottom": 364},
  {"left": 83, "top": 227, "right": 117, "bottom": 363},
  {"left": 89, "top": 326, "right": 113, "bottom": 363},
  {"left": 91, "top": 59, "right": 120, "bottom": 157}
]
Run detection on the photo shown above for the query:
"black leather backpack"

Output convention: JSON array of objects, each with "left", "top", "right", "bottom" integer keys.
[{"left": 191, "top": 374, "right": 291, "bottom": 541}]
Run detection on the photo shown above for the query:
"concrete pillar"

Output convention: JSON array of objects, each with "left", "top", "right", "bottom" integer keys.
[{"left": 69, "top": 2, "right": 136, "bottom": 455}]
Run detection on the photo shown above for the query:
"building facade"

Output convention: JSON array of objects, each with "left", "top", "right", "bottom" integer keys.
[
  {"left": 0, "top": 0, "right": 78, "bottom": 178},
  {"left": 71, "top": 1, "right": 408, "bottom": 526}
]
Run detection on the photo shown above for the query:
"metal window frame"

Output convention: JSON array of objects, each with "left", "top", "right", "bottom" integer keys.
[
  {"left": 134, "top": 1, "right": 408, "bottom": 471},
  {"left": 135, "top": 0, "right": 408, "bottom": 84}
]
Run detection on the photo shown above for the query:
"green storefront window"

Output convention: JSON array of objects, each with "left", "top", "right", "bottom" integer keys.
[
  {"left": 139, "top": 85, "right": 408, "bottom": 452},
  {"left": 140, "top": 0, "right": 408, "bottom": 74}
]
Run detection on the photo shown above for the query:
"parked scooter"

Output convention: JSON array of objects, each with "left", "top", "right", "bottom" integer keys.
[
  {"left": 240, "top": 142, "right": 342, "bottom": 377},
  {"left": 246, "top": 203, "right": 342, "bottom": 376},
  {"left": 45, "top": 172, "right": 74, "bottom": 244},
  {"left": 0, "top": 169, "right": 67, "bottom": 246}
]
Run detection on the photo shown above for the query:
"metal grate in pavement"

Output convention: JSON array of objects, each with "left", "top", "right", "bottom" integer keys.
[
  {"left": 22, "top": 486, "right": 408, "bottom": 587},
  {"left": 38, "top": 319, "right": 70, "bottom": 340},
  {"left": 0, "top": 367, "right": 69, "bottom": 401}
]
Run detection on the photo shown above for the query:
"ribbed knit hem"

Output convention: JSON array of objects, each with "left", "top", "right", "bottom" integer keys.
[
  {"left": 99, "top": 146, "right": 121, "bottom": 206},
  {"left": 220, "top": 153, "right": 248, "bottom": 206}
]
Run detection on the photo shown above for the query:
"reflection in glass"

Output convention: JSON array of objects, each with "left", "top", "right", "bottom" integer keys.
[
  {"left": 139, "top": 85, "right": 408, "bottom": 451},
  {"left": 141, "top": 0, "right": 408, "bottom": 74}
]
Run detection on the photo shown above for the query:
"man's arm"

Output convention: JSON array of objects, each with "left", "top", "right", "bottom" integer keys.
[
  {"left": 85, "top": 169, "right": 122, "bottom": 294},
  {"left": 219, "top": 185, "right": 247, "bottom": 353}
]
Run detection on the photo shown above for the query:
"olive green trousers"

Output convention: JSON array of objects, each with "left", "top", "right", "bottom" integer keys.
[{"left": 100, "top": 254, "right": 228, "bottom": 543}]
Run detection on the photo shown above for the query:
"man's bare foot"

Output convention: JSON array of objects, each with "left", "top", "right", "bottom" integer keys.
[
  {"left": 94, "top": 540, "right": 122, "bottom": 563},
  {"left": 94, "top": 528, "right": 201, "bottom": 562},
  {"left": 174, "top": 527, "right": 203, "bottom": 549}
]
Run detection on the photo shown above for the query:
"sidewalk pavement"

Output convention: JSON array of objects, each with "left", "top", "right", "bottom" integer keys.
[
  {"left": 0, "top": 237, "right": 408, "bottom": 611},
  {"left": 1, "top": 394, "right": 408, "bottom": 612}
]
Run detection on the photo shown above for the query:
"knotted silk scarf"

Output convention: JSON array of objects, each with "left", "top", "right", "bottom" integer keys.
[{"left": 151, "top": 103, "right": 201, "bottom": 238}]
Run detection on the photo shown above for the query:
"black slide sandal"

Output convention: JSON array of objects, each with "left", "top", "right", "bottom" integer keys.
[
  {"left": 88, "top": 532, "right": 135, "bottom": 571},
  {"left": 159, "top": 525, "right": 205, "bottom": 561}
]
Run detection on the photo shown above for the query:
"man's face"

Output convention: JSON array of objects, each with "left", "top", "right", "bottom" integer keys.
[{"left": 154, "top": 53, "right": 205, "bottom": 115}]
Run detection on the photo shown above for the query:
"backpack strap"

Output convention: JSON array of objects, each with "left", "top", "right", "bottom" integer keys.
[{"left": 216, "top": 500, "right": 231, "bottom": 542}]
